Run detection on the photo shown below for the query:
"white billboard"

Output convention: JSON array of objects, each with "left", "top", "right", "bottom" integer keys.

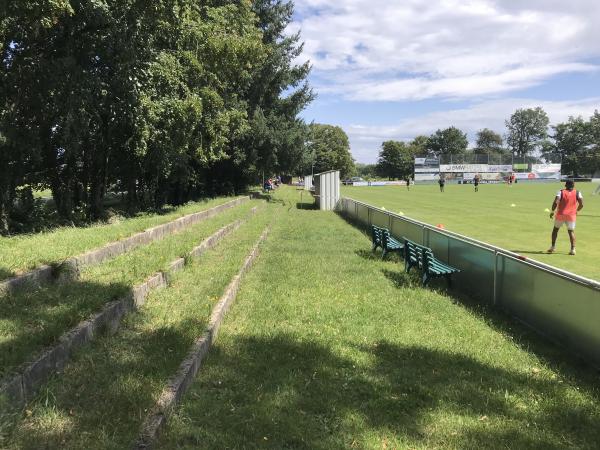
[
  {"left": 440, "top": 164, "right": 512, "bottom": 173},
  {"left": 488, "top": 165, "right": 513, "bottom": 173},
  {"left": 463, "top": 172, "right": 504, "bottom": 180},
  {"left": 414, "top": 173, "right": 440, "bottom": 181},
  {"left": 532, "top": 164, "right": 562, "bottom": 174},
  {"left": 440, "top": 164, "right": 488, "bottom": 173}
]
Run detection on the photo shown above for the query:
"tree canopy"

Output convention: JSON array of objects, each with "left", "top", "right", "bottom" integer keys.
[
  {"left": 426, "top": 127, "right": 468, "bottom": 157},
  {"left": 505, "top": 107, "right": 549, "bottom": 157},
  {"left": 543, "top": 112, "right": 600, "bottom": 176},
  {"left": 474, "top": 128, "right": 505, "bottom": 155},
  {"left": 309, "top": 124, "right": 355, "bottom": 178},
  {"left": 376, "top": 141, "right": 417, "bottom": 180},
  {"left": 0, "top": 0, "right": 314, "bottom": 234}
]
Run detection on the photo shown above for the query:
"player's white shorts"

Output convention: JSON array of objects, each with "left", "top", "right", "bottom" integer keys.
[{"left": 554, "top": 219, "right": 576, "bottom": 231}]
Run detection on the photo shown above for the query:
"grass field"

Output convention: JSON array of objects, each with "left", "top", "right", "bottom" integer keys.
[
  {"left": 2, "top": 186, "right": 600, "bottom": 449},
  {"left": 342, "top": 182, "right": 600, "bottom": 281},
  {"left": 156, "top": 187, "right": 600, "bottom": 449},
  {"left": 0, "top": 195, "right": 241, "bottom": 281}
]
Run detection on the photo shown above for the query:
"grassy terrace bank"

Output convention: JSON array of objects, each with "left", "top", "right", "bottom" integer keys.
[
  {"left": 1, "top": 206, "right": 273, "bottom": 448},
  {"left": 342, "top": 183, "right": 600, "bottom": 281},
  {"left": 0, "top": 195, "right": 241, "bottom": 281},
  {"left": 0, "top": 200, "right": 260, "bottom": 377},
  {"left": 156, "top": 186, "right": 600, "bottom": 449}
]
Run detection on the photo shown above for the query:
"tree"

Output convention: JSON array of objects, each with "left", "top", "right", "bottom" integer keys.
[
  {"left": 474, "top": 128, "right": 505, "bottom": 155},
  {"left": 410, "top": 135, "right": 429, "bottom": 154},
  {"left": 426, "top": 127, "right": 468, "bottom": 157},
  {"left": 0, "top": 0, "right": 313, "bottom": 234},
  {"left": 376, "top": 141, "right": 417, "bottom": 180},
  {"left": 239, "top": 0, "right": 314, "bottom": 182},
  {"left": 505, "top": 107, "right": 549, "bottom": 157},
  {"left": 355, "top": 163, "right": 377, "bottom": 179},
  {"left": 588, "top": 111, "right": 600, "bottom": 174},
  {"left": 544, "top": 112, "right": 600, "bottom": 176},
  {"left": 309, "top": 124, "right": 355, "bottom": 178}
]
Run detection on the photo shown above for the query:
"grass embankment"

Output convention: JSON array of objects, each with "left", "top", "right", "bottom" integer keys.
[
  {"left": 343, "top": 183, "right": 600, "bottom": 281},
  {"left": 1, "top": 205, "right": 273, "bottom": 448},
  {"left": 155, "top": 186, "right": 600, "bottom": 449},
  {"left": 0, "top": 195, "right": 242, "bottom": 281},
  {"left": 0, "top": 200, "right": 260, "bottom": 378}
]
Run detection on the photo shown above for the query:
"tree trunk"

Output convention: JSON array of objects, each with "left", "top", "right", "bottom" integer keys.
[{"left": 0, "top": 189, "right": 10, "bottom": 236}]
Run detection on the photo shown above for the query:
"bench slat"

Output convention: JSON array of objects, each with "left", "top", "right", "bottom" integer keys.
[{"left": 403, "top": 239, "right": 459, "bottom": 286}]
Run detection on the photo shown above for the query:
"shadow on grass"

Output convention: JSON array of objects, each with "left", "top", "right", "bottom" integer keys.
[
  {"left": 0, "top": 279, "right": 130, "bottom": 377},
  {"left": 0, "top": 267, "right": 16, "bottom": 281},
  {"left": 5, "top": 316, "right": 205, "bottom": 448},
  {"left": 160, "top": 335, "right": 600, "bottom": 449},
  {"left": 442, "top": 288, "right": 600, "bottom": 399},
  {"left": 252, "top": 192, "right": 286, "bottom": 206},
  {"left": 354, "top": 248, "right": 405, "bottom": 263},
  {"left": 296, "top": 201, "right": 318, "bottom": 210},
  {"left": 354, "top": 248, "right": 381, "bottom": 261},
  {"left": 381, "top": 268, "right": 421, "bottom": 289}
]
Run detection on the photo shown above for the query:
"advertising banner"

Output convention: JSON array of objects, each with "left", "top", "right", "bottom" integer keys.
[
  {"left": 515, "top": 172, "right": 534, "bottom": 180},
  {"left": 464, "top": 172, "right": 505, "bottom": 181},
  {"left": 488, "top": 165, "right": 513, "bottom": 173},
  {"left": 532, "top": 164, "right": 561, "bottom": 174},
  {"left": 440, "top": 164, "right": 513, "bottom": 173},
  {"left": 442, "top": 173, "right": 463, "bottom": 181},
  {"left": 414, "top": 157, "right": 440, "bottom": 174},
  {"left": 440, "top": 164, "right": 488, "bottom": 173},
  {"left": 352, "top": 181, "right": 405, "bottom": 186},
  {"left": 514, "top": 168, "right": 561, "bottom": 180},
  {"left": 414, "top": 173, "right": 439, "bottom": 182}
]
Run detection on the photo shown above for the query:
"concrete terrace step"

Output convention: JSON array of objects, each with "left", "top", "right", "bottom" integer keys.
[
  {"left": 0, "top": 197, "right": 250, "bottom": 296},
  {"left": 0, "top": 207, "right": 262, "bottom": 408}
]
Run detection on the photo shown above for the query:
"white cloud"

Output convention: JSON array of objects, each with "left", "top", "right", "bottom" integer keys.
[
  {"left": 293, "top": 0, "right": 600, "bottom": 100},
  {"left": 347, "top": 97, "right": 600, "bottom": 163}
]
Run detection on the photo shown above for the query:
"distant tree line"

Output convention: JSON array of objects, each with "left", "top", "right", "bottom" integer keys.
[
  {"left": 0, "top": 0, "right": 315, "bottom": 234},
  {"left": 374, "top": 107, "right": 600, "bottom": 180}
]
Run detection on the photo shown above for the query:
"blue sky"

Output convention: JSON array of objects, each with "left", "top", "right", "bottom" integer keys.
[{"left": 290, "top": 1, "right": 600, "bottom": 163}]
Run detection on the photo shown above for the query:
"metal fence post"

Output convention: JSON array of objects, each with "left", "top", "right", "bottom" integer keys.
[{"left": 493, "top": 251, "right": 498, "bottom": 306}]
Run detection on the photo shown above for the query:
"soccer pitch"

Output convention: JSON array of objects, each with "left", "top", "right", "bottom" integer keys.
[{"left": 342, "top": 182, "right": 600, "bottom": 281}]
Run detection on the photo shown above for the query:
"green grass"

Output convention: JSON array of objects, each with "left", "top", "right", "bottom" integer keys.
[
  {"left": 2, "top": 186, "right": 600, "bottom": 449},
  {"left": 155, "top": 186, "right": 600, "bottom": 450},
  {"left": 0, "top": 200, "right": 260, "bottom": 377},
  {"left": 342, "top": 182, "right": 600, "bottom": 281},
  {"left": 0, "top": 195, "right": 242, "bottom": 281},
  {"left": 1, "top": 206, "right": 273, "bottom": 449}
]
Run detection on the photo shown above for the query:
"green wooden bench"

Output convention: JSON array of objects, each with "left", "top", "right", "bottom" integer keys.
[
  {"left": 404, "top": 239, "right": 459, "bottom": 286},
  {"left": 371, "top": 225, "right": 384, "bottom": 252},
  {"left": 371, "top": 225, "right": 404, "bottom": 259},
  {"left": 381, "top": 229, "right": 404, "bottom": 259}
]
